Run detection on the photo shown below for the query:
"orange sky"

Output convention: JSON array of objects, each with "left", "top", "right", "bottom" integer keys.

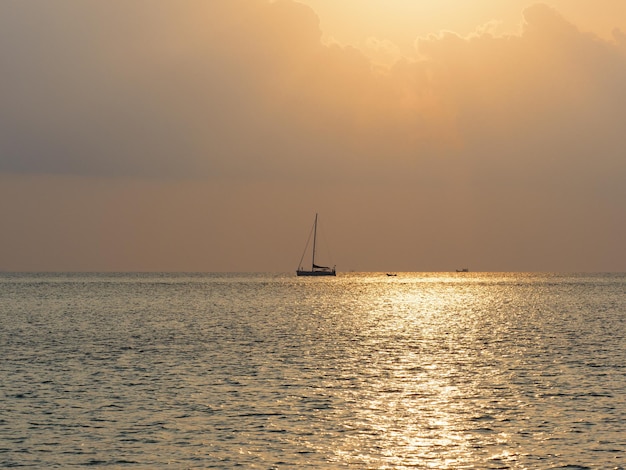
[
  {"left": 301, "top": 1, "right": 626, "bottom": 40},
  {"left": 0, "top": 1, "right": 625, "bottom": 272},
  {"left": 301, "top": 0, "right": 626, "bottom": 62}
]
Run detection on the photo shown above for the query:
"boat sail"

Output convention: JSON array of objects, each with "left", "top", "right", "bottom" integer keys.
[{"left": 296, "top": 213, "right": 336, "bottom": 277}]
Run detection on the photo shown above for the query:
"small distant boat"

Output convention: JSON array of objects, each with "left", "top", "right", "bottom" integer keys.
[
  {"left": 456, "top": 268, "right": 469, "bottom": 273},
  {"left": 296, "top": 214, "right": 336, "bottom": 277},
  {"left": 386, "top": 273, "right": 397, "bottom": 277}
]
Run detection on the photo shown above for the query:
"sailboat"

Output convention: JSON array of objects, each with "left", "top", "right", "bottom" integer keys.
[{"left": 296, "top": 213, "right": 336, "bottom": 276}]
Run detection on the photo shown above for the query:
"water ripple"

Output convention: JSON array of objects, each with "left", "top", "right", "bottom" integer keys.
[{"left": 1, "top": 272, "right": 625, "bottom": 468}]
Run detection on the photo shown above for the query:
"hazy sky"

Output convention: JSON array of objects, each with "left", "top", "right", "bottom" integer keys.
[{"left": 1, "top": 0, "right": 625, "bottom": 272}]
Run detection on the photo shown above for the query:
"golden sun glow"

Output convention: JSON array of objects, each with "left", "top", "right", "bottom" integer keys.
[{"left": 298, "top": 0, "right": 626, "bottom": 55}]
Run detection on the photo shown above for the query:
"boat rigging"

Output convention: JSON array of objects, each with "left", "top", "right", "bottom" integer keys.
[{"left": 296, "top": 213, "right": 336, "bottom": 277}]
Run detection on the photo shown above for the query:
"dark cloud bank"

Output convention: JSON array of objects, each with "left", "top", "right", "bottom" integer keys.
[{"left": 1, "top": 1, "right": 624, "bottom": 182}]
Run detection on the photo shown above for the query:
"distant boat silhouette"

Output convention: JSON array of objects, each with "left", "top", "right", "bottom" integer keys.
[
  {"left": 296, "top": 214, "right": 336, "bottom": 277},
  {"left": 386, "top": 273, "right": 397, "bottom": 277},
  {"left": 456, "top": 268, "right": 469, "bottom": 273}
]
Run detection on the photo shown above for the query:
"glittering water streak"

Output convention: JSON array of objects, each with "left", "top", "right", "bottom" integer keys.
[{"left": 1, "top": 272, "right": 625, "bottom": 468}]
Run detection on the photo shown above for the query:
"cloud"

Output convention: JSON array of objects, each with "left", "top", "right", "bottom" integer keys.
[
  {"left": 363, "top": 37, "right": 403, "bottom": 66},
  {"left": 415, "top": 4, "right": 626, "bottom": 189},
  {"left": 0, "top": 0, "right": 325, "bottom": 177},
  {"left": 0, "top": 0, "right": 624, "bottom": 194},
  {"left": 0, "top": 0, "right": 481, "bottom": 181}
]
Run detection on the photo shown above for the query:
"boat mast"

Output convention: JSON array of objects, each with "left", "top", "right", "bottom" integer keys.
[{"left": 311, "top": 213, "right": 318, "bottom": 270}]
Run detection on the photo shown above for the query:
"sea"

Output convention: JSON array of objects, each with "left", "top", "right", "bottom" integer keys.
[{"left": 1, "top": 272, "right": 624, "bottom": 469}]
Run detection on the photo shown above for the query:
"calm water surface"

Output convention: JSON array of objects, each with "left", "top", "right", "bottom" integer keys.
[{"left": 1, "top": 272, "right": 625, "bottom": 469}]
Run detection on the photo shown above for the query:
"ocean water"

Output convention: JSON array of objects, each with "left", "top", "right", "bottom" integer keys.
[{"left": 1, "top": 272, "right": 624, "bottom": 469}]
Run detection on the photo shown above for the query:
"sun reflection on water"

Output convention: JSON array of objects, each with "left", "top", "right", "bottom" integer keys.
[
  {"left": 3, "top": 272, "right": 623, "bottom": 468},
  {"left": 324, "top": 273, "right": 526, "bottom": 468}
]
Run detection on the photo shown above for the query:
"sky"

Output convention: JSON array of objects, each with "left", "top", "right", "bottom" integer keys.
[{"left": 1, "top": 0, "right": 625, "bottom": 272}]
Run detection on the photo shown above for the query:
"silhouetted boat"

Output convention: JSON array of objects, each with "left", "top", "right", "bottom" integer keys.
[
  {"left": 296, "top": 214, "right": 336, "bottom": 277},
  {"left": 456, "top": 268, "right": 469, "bottom": 273},
  {"left": 386, "top": 273, "right": 397, "bottom": 277}
]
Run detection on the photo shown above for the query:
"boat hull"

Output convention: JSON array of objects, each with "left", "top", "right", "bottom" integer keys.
[{"left": 296, "top": 270, "right": 336, "bottom": 277}]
